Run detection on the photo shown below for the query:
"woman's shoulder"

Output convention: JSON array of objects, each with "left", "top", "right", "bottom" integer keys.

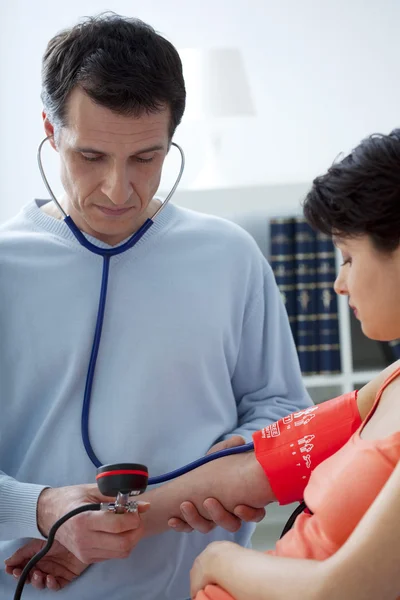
[
  {"left": 360, "top": 360, "right": 400, "bottom": 441},
  {"left": 357, "top": 360, "right": 400, "bottom": 420}
]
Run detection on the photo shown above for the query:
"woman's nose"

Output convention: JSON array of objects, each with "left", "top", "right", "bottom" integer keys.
[{"left": 334, "top": 271, "right": 348, "bottom": 296}]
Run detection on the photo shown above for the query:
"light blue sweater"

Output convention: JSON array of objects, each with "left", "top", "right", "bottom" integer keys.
[{"left": 0, "top": 200, "right": 311, "bottom": 599}]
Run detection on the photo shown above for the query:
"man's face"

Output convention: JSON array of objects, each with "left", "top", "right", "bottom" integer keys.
[{"left": 44, "top": 88, "right": 171, "bottom": 245}]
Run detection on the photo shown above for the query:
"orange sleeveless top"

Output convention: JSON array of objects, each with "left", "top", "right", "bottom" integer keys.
[{"left": 196, "top": 368, "right": 400, "bottom": 600}]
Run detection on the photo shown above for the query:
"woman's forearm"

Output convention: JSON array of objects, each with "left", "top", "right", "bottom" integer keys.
[
  {"left": 194, "top": 542, "right": 325, "bottom": 600},
  {"left": 320, "top": 459, "right": 400, "bottom": 600},
  {"left": 140, "top": 451, "right": 274, "bottom": 537}
]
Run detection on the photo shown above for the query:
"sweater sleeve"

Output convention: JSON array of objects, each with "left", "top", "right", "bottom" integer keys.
[
  {"left": 0, "top": 470, "right": 48, "bottom": 540},
  {"left": 225, "top": 261, "right": 312, "bottom": 443}
]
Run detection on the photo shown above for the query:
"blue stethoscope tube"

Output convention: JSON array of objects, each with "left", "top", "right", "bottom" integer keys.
[
  {"left": 68, "top": 219, "right": 154, "bottom": 468},
  {"left": 147, "top": 441, "right": 254, "bottom": 485},
  {"left": 77, "top": 243, "right": 256, "bottom": 482}
]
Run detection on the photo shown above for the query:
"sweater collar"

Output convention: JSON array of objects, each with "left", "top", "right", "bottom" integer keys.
[{"left": 24, "top": 199, "right": 176, "bottom": 250}]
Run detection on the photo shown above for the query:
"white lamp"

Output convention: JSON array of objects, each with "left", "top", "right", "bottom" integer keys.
[{"left": 179, "top": 47, "right": 255, "bottom": 188}]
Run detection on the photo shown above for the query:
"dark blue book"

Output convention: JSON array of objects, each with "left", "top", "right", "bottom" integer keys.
[
  {"left": 388, "top": 339, "right": 400, "bottom": 360},
  {"left": 294, "top": 217, "right": 319, "bottom": 375},
  {"left": 269, "top": 217, "right": 297, "bottom": 345},
  {"left": 315, "top": 231, "right": 341, "bottom": 374}
]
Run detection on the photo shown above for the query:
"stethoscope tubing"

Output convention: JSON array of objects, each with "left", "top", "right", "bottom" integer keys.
[{"left": 37, "top": 136, "right": 194, "bottom": 474}]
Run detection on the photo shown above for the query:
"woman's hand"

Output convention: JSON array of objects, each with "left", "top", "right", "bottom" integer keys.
[{"left": 190, "top": 540, "right": 237, "bottom": 598}]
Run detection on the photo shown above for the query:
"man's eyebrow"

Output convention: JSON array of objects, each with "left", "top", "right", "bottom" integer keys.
[{"left": 74, "top": 144, "right": 166, "bottom": 155}]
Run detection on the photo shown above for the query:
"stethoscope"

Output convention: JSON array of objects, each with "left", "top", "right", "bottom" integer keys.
[
  {"left": 37, "top": 135, "right": 254, "bottom": 479},
  {"left": 14, "top": 137, "right": 303, "bottom": 600},
  {"left": 38, "top": 136, "right": 187, "bottom": 470}
]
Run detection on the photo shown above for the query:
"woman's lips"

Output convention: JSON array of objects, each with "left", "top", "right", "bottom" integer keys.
[{"left": 350, "top": 305, "right": 358, "bottom": 318}]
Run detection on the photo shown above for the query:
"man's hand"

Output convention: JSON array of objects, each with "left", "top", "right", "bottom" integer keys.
[
  {"left": 4, "top": 488, "right": 150, "bottom": 591},
  {"left": 37, "top": 485, "right": 150, "bottom": 564},
  {"left": 168, "top": 436, "right": 266, "bottom": 534},
  {"left": 4, "top": 539, "right": 87, "bottom": 591}
]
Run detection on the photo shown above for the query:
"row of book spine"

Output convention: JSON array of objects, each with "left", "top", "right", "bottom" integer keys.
[{"left": 270, "top": 216, "right": 341, "bottom": 375}]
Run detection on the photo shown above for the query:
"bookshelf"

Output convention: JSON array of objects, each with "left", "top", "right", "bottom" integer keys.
[{"left": 303, "top": 370, "right": 382, "bottom": 390}]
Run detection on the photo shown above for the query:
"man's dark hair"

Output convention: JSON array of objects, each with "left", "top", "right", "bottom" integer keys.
[
  {"left": 41, "top": 12, "right": 186, "bottom": 139},
  {"left": 303, "top": 129, "right": 400, "bottom": 252}
]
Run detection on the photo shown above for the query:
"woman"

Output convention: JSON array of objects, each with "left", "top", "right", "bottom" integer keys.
[{"left": 191, "top": 129, "right": 400, "bottom": 600}]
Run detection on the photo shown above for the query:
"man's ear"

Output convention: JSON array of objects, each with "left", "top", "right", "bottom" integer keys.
[{"left": 42, "top": 112, "right": 58, "bottom": 151}]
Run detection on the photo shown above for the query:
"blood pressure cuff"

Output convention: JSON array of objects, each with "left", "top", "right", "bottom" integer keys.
[{"left": 252, "top": 391, "right": 361, "bottom": 505}]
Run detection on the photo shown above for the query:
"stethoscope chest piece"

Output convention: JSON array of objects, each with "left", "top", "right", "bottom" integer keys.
[{"left": 96, "top": 462, "right": 149, "bottom": 514}]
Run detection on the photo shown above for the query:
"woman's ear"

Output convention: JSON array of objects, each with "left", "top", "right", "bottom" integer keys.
[{"left": 42, "top": 112, "right": 58, "bottom": 151}]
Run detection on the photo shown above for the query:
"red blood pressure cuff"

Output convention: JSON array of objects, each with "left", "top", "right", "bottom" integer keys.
[{"left": 252, "top": 391, "right": 361, "bottom": 505}]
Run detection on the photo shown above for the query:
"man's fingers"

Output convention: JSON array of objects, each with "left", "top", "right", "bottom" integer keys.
[
  {"left": 78, "top": 526, "right": 144, "bottom": 559},
  {"left": 233, "top": 505, "right": 266, "bottom": 523},
  {"left": 30, "top": 571, "right": 64, "bottom": 591},
  {"left": 206, "top": 435, "right": 245, "bottom": 455},
  {"left": 9, "top": 567, "right": 22, "bottom": 578},
  {"left": 203, "top": 498, "right": 241, "bottom": 533},
  {"left": 30, "top": 570, "right": 47, "bottom": 590},
  {"left": 35, "top": 558, "right": 82, "bottom": 581},
  {"left": 45, "top": 574, "right": 63, "bottom": 591},
  {"left": 179, "top": 502, "right": 216, "bottom": 534},
  {"left": 168, "top": 517, "right": 194, "bottom": 533},
  {"left": 87, "top": 502, "right": 149, "bottom": 534},
  {"left": 8, "top": 566, "right": 73, "bottom": 591},
  {"left": 8, "top": 566, "right": 33, "bottom": 583},
  {"left": 5, "top": 540, "right": 45, "bottom": 566}
]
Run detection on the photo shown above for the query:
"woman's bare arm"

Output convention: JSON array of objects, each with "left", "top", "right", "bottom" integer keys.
[
  {"left": 140, "top": 450, "right": 274, "bottom": 536},
  {"left": 190, "top": 541, "right": 325, "bottom": 600},
  {"left": 320, "top": 458, "right": 400, "bottom": 599}
]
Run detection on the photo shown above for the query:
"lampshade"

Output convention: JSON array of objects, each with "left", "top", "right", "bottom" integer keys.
[{"left": 179, "top": 47, "right": 255, "bottom": 120}]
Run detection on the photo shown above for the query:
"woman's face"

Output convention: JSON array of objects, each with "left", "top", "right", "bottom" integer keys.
[{"left": 334, "top": 235, "right": 400, "bottom": 341}]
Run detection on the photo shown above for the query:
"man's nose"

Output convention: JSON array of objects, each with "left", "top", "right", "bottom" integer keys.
[{"left": 102, "top": 168, "right": 132, "bottom": 205}]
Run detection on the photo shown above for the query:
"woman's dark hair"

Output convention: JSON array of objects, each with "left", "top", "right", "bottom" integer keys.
[
  {"left": 303, "top": 129, "right": 400, "bottom": 252},
  {"left": 41, "top": 12, "right": 186, "bottom": 139}
]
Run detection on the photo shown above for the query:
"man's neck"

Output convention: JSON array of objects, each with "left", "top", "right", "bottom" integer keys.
[
  {"left": 40, "top": 197, "right": 162, "bottom": 245},
  {"left": 41, "top": 200, "right": 63, "bottom": 220}
]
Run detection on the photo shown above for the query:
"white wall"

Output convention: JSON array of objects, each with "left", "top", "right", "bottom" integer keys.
[
  {"left": 1, "top": 0, "right": 400, "bottom": 223},
  {"left": 174, "top": 183, "right": 309, "bottom": 257}
]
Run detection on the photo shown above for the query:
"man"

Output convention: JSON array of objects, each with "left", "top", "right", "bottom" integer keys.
[{"left": 0, "top": 13, "right": 310, "bottom": 599}]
